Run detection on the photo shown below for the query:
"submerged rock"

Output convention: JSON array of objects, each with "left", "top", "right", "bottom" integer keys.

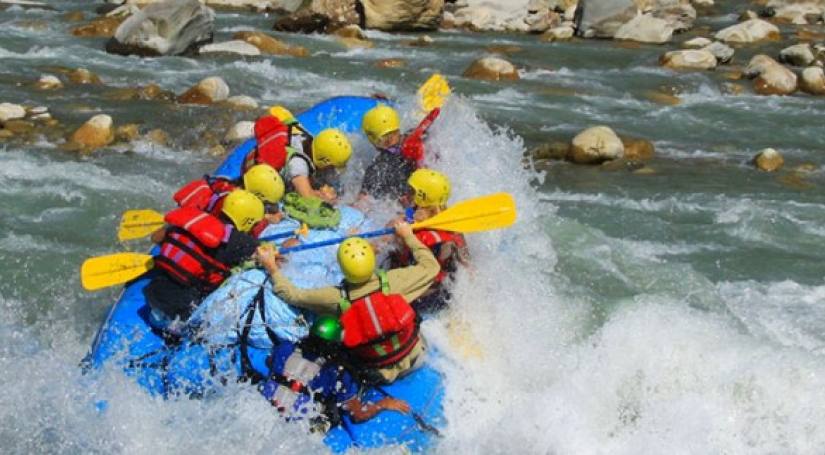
[
  {"left": 71, "top": 16, "right": 124, "bottom": 38},
  {"left": 620, "top": 135, "right": 655, "bottom": 161},
  {"left": 660, "top": 49, "right": 717, "bottom": 70},
  {"left": 225, "top": 95, "right": 259, "bottom": 110},
  {"left": 374, "top": 58, "right": 407, "bottom": 69},
  {"left": 34, "top": 74, "right": 62, "bottom": 90},
  {"left": 199, "top": 40, "right": 261, "bottom": 56},
  {"left": 106, "top": 0, "right": 215, "bottom": 57},
  {"left": 178, "top": 76, "right": 230, "bottom": 104},
  {"left": 232, "top": 31, "right": 308, "bottom": 56},
  {"left": 800, "top": 66, "right": 825, "bottom": 95},
  {"left": 570, "top": 125, "right": 624, "bottom": 164},
  {"left": 69, "top": 114, "right": 115, "bottom": 152},
  {"left": 614, "top": 13, "right": 674, "bottom": 44},
  {"left": 753, "top": 148, "right": 784, "bottom": 172},
  {"left": 68, "top": 68, "right": 102, "bottom": 85},
  {"left": 462, "top": 56, "right": 519, "bottom": 81},
  {"left": 715, "top": 19, "right": 780, "bottom": 43},
  {"left": 115, "top": 123, "right": 141, "bottom": 142}
]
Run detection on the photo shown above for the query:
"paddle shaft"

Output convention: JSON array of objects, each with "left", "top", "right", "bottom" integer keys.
[
  {"left": 277, "top": 227, "right": 395, "bottom": 254},
  {"left": 258, "top": 228, "right": 304, "bottom": 242}
]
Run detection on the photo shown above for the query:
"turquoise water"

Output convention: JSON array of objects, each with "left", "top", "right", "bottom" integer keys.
[{"left": 1, "top": 1, "right": 825, "bottom": 453}]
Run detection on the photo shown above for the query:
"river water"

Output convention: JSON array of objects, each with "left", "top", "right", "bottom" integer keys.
[{"left": 1, "top": 1, "right": 825, "bottom": 453}]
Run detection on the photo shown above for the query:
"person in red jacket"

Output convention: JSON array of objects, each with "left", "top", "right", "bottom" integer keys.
[
  {"left": 143, "top": 190, "right": 265, "bottom": 336},
  {"left": 166, "top": 164, "right": 285, "bottom": 240},
  {"left": 359, "top": 104, "right": 440, "bottom": 202},
  {"left": 391, "top": 169, "right": 469, "bottom": 313},
  {"left": 242, "top": 110, "right": 352, "bottom": 204}
]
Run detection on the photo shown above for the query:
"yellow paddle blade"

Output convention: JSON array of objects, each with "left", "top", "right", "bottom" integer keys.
[
  {"left": 81, "top": 253, "right": 154, "bottom": 291},
  {"left": 118, "top": 209, "right": 165, "bottom": 241},
  {"left": 447, "top": 318, "right": 485, "bottom": 360},
  {"left": 418, "top": 73, "right": 451, "bottom": 113},
  {"left": 413, "top": 192, "right": 516, "bottom": 234}
]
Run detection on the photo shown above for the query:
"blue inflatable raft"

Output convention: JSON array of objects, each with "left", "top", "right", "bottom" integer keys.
[{"left": 86, "top": 96, "right": 445, "bottom": 453}]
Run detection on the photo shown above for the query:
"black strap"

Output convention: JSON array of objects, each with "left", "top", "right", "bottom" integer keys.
[{"left": 238, "top": 287, "right": 266, "bottom": 384}]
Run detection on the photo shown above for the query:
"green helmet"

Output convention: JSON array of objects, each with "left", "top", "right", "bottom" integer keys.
[{"left": 310, "top": 315, "right": 342, "bottom": 343}]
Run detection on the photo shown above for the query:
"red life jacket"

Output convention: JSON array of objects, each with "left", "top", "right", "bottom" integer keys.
[
  {"left": 397, "top": 229, "right": 466, "bottom": 284},
  {"left": 399, "top": 107, "right": 440, "bottom": 164},
  {"left": 154, "top": 207, "right": 232, "bottom": 291},
  {"left": 242, "top": 115, "right": 290, "bottom": 173},
  {"left": 339, "top": 270, "right": 420, "bottom": 368},
  {"left": 173, "top": 176, "right": 237, "bottom": 214}
]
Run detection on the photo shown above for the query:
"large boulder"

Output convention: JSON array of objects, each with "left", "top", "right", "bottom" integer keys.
[
  {"left": 273, "top": 0, "right": 360, "bottom": 33},
  {"left": 614, "top": 13, "right": 674, "bottom": 43},
  {"left": 69, "top": 114, "right": 115, "bottom": 152},
  {"left": 714, "top": 19, "right": 780, "bottom": 43},
  {"left": 273, "top": 0, "right": 442, "bottom": 33},
  {"left": 642, "top": 0, "right": 696, "bottom": 32},
  {"left": 462, "top": 56, "right": 519, "bottom": 81},
  {"left": 660, "top": 49, "right": 717, "bottom": 70},
  {"left": 447, "top": 0, "right": 561, "bottom": 33},
  {"left": 575, "top": 0, "right": 638, "bottom": 38},
  {"left": 106, "top": 0, "right": 215, "bottom": 57},
  {"left": 570, "top": 126, "right": 625, "bottom": 164},
  {"left": 799, "top": 66, "right": 825, "bottom": 95},
  {"left": 177, "top": 76, "right": 230, "bottom": 104},
  {"left": 361, "top": 0, "right": 444, "bottom": 31},
  {"left": 745, "top": 55, "right": 797, "bottom": 95}
]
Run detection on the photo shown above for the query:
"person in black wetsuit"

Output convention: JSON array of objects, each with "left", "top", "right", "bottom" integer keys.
[{"left": 143, "top": 189, "right": 264, "bottom": 336}]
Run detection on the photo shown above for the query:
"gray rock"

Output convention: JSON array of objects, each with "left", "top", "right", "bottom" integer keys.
[
  {"left": 779, "top": 43, "right": 815, "bottom": 67},
  {"left": 575, "top": 0, "right": 637, "bottom": 38},
  {"left": 702, "top": 41, "right": 734, "bottom": 64},
  {"left": 106, "top": 0, "right": 215, "bottom": 57},
  {"left": 614, "top": 13, "right": 674, "bottom": 43}
]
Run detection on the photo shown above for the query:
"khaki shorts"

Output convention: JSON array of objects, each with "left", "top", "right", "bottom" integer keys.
[{"left": 375, "top": 338, "right": 427, "bottom": 384}]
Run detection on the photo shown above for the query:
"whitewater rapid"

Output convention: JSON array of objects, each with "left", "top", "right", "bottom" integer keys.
[{"left": 2, "top": 1, "right": 825, "bottom": 453}]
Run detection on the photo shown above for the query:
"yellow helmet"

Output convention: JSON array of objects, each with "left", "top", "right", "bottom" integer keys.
[
  {"left": 362, "top": 104, "right": 400, "bottom": 144},
  {"left": 221, "top": 189, "right": 264, "bottom": 233},
  {"left": 312, "top": 129, "right": 352, "bottom": 169},
  {"left": 243, "top": 164, "right": 285, "bottom": 204},
  {"left": 337, "top": 237, "right": 375, "bottom": 284},
  {"left": 408, "top": 168, "right": 451, "bottom": 208},
  {"left": 269, "top": 105, "right": 297, "bottom": 125}
]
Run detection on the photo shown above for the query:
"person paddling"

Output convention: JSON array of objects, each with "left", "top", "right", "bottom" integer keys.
[
  {"left": 257, "top": 221, "right": 439, "bottom": 383},
  {"left": 359, "top": 104, "right": 439, "bottom": 202},
  {"left": 143, "top": 190, "right": 264, "bottom": 335},
  {"left": 165, "top": 163, "right": 286, "bottom": 240},
  {"left": 262, "top": 315, "right": 410, "bottom": 432},
  {"left": 243, "top": 108, "right": 352, "bottom": 204},
  {"left": 391, "top": 169, "right": 470, "bottom": 312}
]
